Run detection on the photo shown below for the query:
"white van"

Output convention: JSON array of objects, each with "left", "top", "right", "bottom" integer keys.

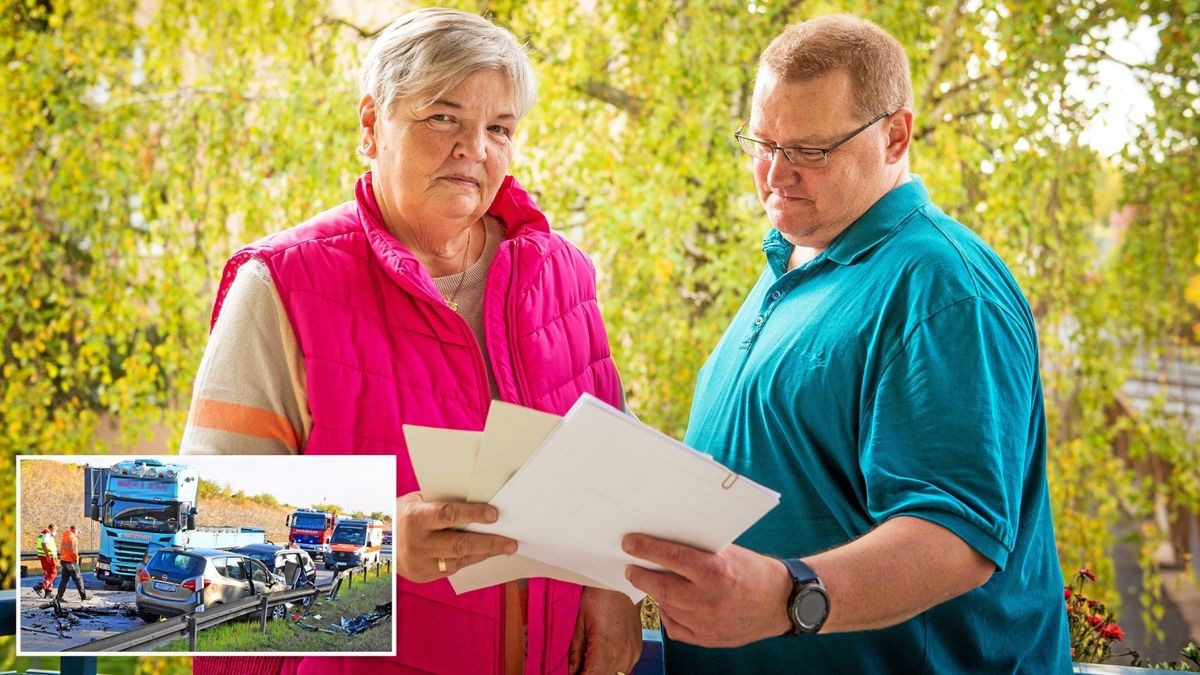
[{"left": 326, "top": 518, "right": 383, "bottom": 570}]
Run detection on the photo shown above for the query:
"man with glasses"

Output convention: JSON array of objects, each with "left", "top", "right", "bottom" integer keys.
[{"left": 622, "top": 14, "right": 1070, "bottom": 673}]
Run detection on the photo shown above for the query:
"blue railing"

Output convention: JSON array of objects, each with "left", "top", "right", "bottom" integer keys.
[{"left": 634, "top": 629, "right": 664, "bottom": 674}]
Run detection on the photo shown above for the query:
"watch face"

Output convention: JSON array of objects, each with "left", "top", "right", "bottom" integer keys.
[{"left": 797, "top": 590, "right": 827, "bottom": 626}]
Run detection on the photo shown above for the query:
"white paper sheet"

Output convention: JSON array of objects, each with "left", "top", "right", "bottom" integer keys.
[
  {"left": 403, "top": 426, "right": 480, "bottom": 501},
  {"left": 403, "top": 419, "right": 592, "bottom": 594},
  {"left": 466, "top": 395, "right": 780, "bottom": 601},
  {"left": 467, "top": 401, "right": 561, "bottom": 502}
]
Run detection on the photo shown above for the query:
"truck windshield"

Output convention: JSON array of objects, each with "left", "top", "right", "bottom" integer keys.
[
  {"left": 331, "top": 525, "right": 366, "bottom": 545},
  {"left": 292, "top": 514, "right": 328, "bottom": 530},
  {"left": 104, "top": 498, "right": 181, "bottom": 534}
]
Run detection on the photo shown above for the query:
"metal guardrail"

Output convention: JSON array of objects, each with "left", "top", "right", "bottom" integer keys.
[
  {"left": 61, "top": 558, "right": 391, "bottom": 652},
  {"left": 19, "top": 551, "right": 99, "bottom": 565},
  {"left": 324, "top": 557, "right": 390, "bottom": 600}
]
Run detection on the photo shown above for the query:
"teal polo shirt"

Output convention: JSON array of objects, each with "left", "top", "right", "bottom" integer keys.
[{"left": 666, "top": 178, "right": 1070, "bottom": 673}]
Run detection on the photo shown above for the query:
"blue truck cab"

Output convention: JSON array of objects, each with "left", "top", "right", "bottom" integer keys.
[{"left": 84, "top": 458, "right": 266, "bottom": 586}]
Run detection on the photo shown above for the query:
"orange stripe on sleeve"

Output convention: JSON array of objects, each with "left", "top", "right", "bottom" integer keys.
[{"left": 191, "top": 398, "right": 300, "bottom": 452}]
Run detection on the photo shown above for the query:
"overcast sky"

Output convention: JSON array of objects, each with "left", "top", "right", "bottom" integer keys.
[{"left": 25, "top": 454, "right": 395, "bottom": 516}]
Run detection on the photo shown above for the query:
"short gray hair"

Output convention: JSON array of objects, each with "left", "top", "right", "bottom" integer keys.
[{"left": 360, "top": 8, "right": 537, "bottom": 120}]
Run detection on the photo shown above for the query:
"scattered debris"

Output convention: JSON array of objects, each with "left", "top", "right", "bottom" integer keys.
[
  {"left": 337, "top": 602, "right": 391, "bottom": 635},
  {"left": 295, "top": 603, "right": 391, "bottom": 635},
  {"left": 21, "top": 626, "right": 68, "bottom": 638},
  {"left": 296, "top": 622, "right": 339, "bottom": 634}
]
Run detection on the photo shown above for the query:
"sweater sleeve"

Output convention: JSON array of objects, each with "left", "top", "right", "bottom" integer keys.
[{"left": 179, "top": 260, "right": 311, "bottom": 455}]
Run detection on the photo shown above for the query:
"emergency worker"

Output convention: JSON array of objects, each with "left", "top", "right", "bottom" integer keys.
[
  {"left": 56, "top": 524, "right": 87, "bottom": 602},
  {"left": 34, "top": 524, "right": 57, "bottom": 598}
]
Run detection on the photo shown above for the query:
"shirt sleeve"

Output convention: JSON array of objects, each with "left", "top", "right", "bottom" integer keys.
[
  {"left": 179, "top": 259, "right": 311, "bottom": 455},
  {"left": 860, "top": 296, "right": 1040, "bottom": 571}
]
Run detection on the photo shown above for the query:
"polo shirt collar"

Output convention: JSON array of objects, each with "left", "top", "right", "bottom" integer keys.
[{"left": 761, "top": 176, "right": 931, "bottom": 274}]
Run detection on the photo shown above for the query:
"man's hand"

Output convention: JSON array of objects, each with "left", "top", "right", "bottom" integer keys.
[
  {"left": 623, "top": 534, "right": 791, "bottom": 648},
  {"left": 568, "top": 587, "right": 642, "bottom": 674},
  {"left": 395, "top": 492, "right": 517, "bottom": 583}
]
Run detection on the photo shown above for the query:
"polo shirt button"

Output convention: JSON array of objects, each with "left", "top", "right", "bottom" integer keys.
[
  {"left": 770, "top": 291, "right": 782, "bottom": 300},
  {"left": 754, "top": 315, "right": 764, "bottom": 326}
]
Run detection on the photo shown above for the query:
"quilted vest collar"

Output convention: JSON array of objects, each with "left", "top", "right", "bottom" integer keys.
[
  {"left": 355, "top": 171, "right": 550, "bottom": 252},
  {"left": 354, "top": 171, "right": 551, "bottom": 301}
]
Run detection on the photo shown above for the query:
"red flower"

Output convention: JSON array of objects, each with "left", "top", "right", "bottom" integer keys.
[
  {"left": 1087, "top": 599, "right": 1099, "bottom": 608},
  {"left": 1064, "top": 588, "right": 1072, "bottom": 599},
  {"left": 1100, "top": 624, "right": 1125, "bottom": 641},
  {"left": 1088, "top": 615, "right": 1104, "bottom": 627},
  {"left": 1080, "top": 568, "right": 1097, "bottom": 581}
]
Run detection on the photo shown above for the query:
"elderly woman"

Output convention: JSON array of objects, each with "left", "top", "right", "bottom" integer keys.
[{"left": 183, "top": 8, "right": 641, "bottom": 675}]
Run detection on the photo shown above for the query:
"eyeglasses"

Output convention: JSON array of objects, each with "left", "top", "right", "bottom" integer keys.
[{"left": 733, "top": 111, "right": 893, "bottom": 168}]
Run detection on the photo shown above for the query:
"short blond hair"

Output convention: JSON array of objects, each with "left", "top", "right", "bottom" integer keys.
[
  {"left": 759, "top": 14, "right": 913, "bottom": 118},
  {"left": 360, "top": 8, "right": 537, "bottom": 119}
]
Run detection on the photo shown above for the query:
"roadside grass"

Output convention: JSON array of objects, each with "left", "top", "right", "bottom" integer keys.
[{"left": 157, "top": 571, "right": 393, "bottom": 653}]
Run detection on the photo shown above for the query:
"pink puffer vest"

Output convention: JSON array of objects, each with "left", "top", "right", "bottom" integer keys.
[{"left": 195, "top": 172, "right": 623, "bottom": 675}]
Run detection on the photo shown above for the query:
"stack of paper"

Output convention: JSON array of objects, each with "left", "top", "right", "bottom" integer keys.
[{"left": 403, "top": 394, "right": 779, "bottom": 602}]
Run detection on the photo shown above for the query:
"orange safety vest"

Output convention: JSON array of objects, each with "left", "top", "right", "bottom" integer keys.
[{"left": 60, "top": 529, "right": 78, "bottom": 563}]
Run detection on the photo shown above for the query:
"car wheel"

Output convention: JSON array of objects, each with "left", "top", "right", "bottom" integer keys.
[
  {"left": 299, "top": 583, "right": 317, "bottom": 609},
  {"left": 270, "top": 602, "right": 287, "bottom": 620},
  {"left": 137, "top": 607, "right": 160, "bottom": 622}
]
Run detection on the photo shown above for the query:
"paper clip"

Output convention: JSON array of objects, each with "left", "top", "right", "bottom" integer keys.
[{"left": 721, "top": 472, "right": 739, "bottom": 489}]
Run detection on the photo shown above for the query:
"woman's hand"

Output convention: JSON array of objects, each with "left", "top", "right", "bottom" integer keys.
[
  {"left": 568, "top": 587, "right": 643, "bottom": 674},
  {"left": 395, "top": 492, "right": 518, "bottom": 583}
]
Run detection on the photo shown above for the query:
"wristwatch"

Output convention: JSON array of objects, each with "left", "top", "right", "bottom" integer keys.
[{"left": 781, "top": 558, "right": 829, "bottom": 634}]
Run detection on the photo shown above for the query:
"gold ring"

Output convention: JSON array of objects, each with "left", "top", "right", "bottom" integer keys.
[{"left": 437, "top": 557, "right": 447, "bottom": 573}]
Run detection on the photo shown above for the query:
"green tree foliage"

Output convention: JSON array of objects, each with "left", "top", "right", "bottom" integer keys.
[
  {"left": 251, "top": 492, "right": 279, "bottom": 507},
  {"left": 310, "top": 502, "right": 344, "bottom": 516},
  {"left": 196, "top": 477, "right": 222, "bottom": 500},
  {"left": 3, "top": 0, "right": 1197, "bottom": 645}
]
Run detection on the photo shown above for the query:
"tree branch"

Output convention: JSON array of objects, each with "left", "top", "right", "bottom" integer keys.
[
  {"left": 576, "top": 80, "right": 644, "bottom": 115},
  {"left": 927, "top": 72, "right": 991, "bottom": 109},
  {"left": 316, "top": 15, "right": 389, "bottom": 39},
  {"left": 913, "top": 106, "right": 992, "bottom": 142},
  {"left": 919, "top": 0, "right": 968, "bottom": 110}
]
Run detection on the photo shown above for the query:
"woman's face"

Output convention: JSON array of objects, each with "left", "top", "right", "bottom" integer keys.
[{"left": 360, "top": 69, "right": 517, "bottom": 235}]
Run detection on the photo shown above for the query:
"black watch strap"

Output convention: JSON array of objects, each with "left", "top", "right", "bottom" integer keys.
[{"left": 781, "top": 557, "right": 829, "bottom": 635}]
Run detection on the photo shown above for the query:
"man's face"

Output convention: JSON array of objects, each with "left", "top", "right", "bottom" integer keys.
[{"left": 748, "top": 68, "right": 896, "bottom": 251}]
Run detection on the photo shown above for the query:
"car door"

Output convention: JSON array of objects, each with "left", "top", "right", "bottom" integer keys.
[
  {"left": 216, "top": 555, "right": 252, "bottom": 604},
  {"left": 247, "top": 557, "right": 277, "bottom": 596},
  {"left": 300, "top": 552, "right": 316, "bottom": 581}
]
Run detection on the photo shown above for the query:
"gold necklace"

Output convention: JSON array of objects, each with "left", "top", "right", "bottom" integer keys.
[{"left": 443, "top": 229, "right": 472, "bottom": 312}]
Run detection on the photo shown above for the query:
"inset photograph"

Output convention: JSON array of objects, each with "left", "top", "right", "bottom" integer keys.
[{"left": 17, "top": 455, "right": 395, "bottom": 656}]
